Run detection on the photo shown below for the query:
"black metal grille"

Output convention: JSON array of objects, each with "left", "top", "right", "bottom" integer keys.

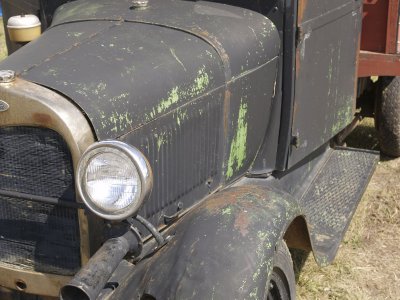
[
  {"left": 0, "top": 126, "right": 81, "bottom": 275},
  {"left": 132, "top": 96, "right": 223, "bottom": 226}
]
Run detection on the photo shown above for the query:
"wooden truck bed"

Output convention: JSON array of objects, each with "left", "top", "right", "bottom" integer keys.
[{"left": 358, "top": 0, "right": 400, "bottom": 77}]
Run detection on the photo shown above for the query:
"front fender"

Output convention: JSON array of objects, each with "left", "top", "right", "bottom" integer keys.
[{"left": 109, "top": 185, "right": 300, "bottom": 300}]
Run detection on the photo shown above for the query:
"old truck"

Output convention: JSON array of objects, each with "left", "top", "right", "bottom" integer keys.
[{"left": 0, "top": 0, "right": 399, "bottom": 299}]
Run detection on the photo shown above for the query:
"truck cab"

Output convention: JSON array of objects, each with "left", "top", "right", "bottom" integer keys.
[{"left": 0, "top": 0, "right": 398, "bottom": 299}]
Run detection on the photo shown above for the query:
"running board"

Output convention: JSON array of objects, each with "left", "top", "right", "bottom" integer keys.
[{"left": 299, "top": 147, "right": 379, "bottom": 266}]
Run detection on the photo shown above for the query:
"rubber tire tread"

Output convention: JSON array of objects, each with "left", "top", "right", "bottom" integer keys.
[
  {"left": 376, "top": 76, "right": 400, "bottom": 157},
  {"left": 266, "top": 240, "right": 296, "bottom": 300}
]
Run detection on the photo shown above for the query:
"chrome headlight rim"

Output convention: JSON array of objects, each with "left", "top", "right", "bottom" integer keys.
[{"left": 76, "top": 140, "right": 153, "bottom": 221}]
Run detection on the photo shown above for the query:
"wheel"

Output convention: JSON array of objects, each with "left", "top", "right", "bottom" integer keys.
[
  {"left": 265, "top": 240, "right": 296, "bottom": 300},
  {"left": 375, "top": 76, "right": 400, "bottom": 157}
]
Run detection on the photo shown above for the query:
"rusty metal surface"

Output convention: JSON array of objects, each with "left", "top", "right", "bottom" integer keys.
[
  {"left": 0, "top": 0, "right": 280, "bottom": 140},
  {"left": 289, "top": 0, "right": 362, "bottom": 167},
  {"left": 0, "top": 0, "right": 281, "bottom": 230},
  {"left": 91, "top": 144, "right": 377, "bottom": 299},
  {"left": 0, "top": 1, "right": 381, "bottom": 298},
  {"left": 0, "top": 20, "right": 225, "bottom": 140},
  {"left": 120, "top": 58, "right": 279, "bottom": 227},
  {"left": 103, "top": 185, "right": 300, "bottom": 300},
  {"left": 358, "top": 50, "right": 400, "bottom": 77}
]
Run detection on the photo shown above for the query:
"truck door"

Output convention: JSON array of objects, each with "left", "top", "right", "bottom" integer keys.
[{"left": 288, "top": 0, "right": 363, "bottom": 167}]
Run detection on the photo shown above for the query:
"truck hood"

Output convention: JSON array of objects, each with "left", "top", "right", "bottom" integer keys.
[{"left": 0, "top": 0, "right": 279, "bottom": 139}]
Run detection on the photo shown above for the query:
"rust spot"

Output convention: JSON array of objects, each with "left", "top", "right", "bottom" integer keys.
[
  {"left": 297, "top": 0, "right": 308, "bottom": 25},
  {"left": 223, "top": 89, "right": 231, "bottom": 138},
  {"left": 202, "top": 190, "right": 241, "bottom": 213},
  {"left": 202, "top": 186, "right": 265, "bottom": 213},
  {"left": 191, "top": 27, "right": 231, "bottom": 80},
  {"left": 33, "top": 113, "right": 53, "bottom": 125},
  {"left": 354, "top": 31, "right": 362, "bottom": 96},
  {"left": 296, "top": 0, "right": 308, "bottom": 78},
  {"left": 234, "top": 211, "right": 250, "bottom": 237}
]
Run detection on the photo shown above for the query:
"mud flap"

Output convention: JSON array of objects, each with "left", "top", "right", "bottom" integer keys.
[{"left": 299, "top": 147, "right": 379, "bottom": 265}]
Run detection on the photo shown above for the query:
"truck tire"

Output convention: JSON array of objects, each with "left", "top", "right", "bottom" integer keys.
[
  {"left": 265, "top": 240, "right": 296, "bottom": 300},
  {"left": 375, "top": 76, "right": 400, "bottom": 157}
]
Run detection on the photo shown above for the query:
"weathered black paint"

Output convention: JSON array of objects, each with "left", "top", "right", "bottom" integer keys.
[
  {"left": 288, "top": 0, "right": 363, "bottom": 167},
  {"left": 1, "top": 20, "right": 226, "bottom": 138},
  {"left": 0, "top": 0, "right": 380, "bottom": 298},
  {"left": 94, "top": 146, "right": 377, "bottom": 300},
  {"left": 0, "top": 0, "right": 281, "bottom": 226},
  {"left": 266, "top": 145, "right": 379, "bottom": 265},
  {"left": 276, "top": 0, "right": 298, "bottom": 170},
  {"left": 103, "top": 185, "right": 301, "bottom": 300}
]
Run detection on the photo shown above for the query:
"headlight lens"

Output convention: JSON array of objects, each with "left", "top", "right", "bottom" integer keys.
[
  {"left": 77, "top": 141, "right": 152, "bottom": 220},
  {"left": 85, "top": 151, "right": 141, "bottom": 212}
]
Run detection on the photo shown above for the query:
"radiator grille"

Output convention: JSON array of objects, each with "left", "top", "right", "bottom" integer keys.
[
  {"left": 0, "top": 126, "right": 81, "bottom": 275},
  {"left": 130, "top": 96, "right": 223, "bottom": 226}
]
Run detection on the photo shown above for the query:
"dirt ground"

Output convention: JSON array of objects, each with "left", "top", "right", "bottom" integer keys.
[
  {"left": 297, "top": 118, "right": 400, "bottom": 300},
  {"left": 0, "top": 17, "right": 399, "bottom": 300}
]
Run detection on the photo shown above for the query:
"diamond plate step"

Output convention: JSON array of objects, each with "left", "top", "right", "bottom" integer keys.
[{"left": 300, "top": 147, "right": 379, "bottom": 265}]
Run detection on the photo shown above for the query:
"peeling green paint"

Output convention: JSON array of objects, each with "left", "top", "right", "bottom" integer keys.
[
  {"left": 109, "top": 92, "right": 129, "bottom": 103},
  {"left": 176, "top": 110, "right": 189, "bottom": 127},
  {"left": 205, "top": 50, "right": 214, "bottom": 59},
  {"left": 226, "top": 100, "right": 248, "bottom": 179},
  {"left": 331, "top": 101, "right": 353, "bottom": 134},
  {"left": 154, "top": 132, "right": 170, "bottom": 151},
  {"left": 156, "top": 87, "right": 180, "bottom": 115},
  {"left": 222, "top": 207, "right": 232, "bottom": 216},
  {"left": 73, "top": 81, "right": 108, "bottom": 98},
  {"left": 249, "top": 287, "right": 258, "bottom": 299},
  {"left": 66, "top": 31, "right": 84, "bottom": 38},
  {"left": 149, "top": 66, "right": 211, "bottom": 120},
  {"left": 108, "top": 111, "right": 133, "bottom": 133},
  {"left": 193, "top": 67, "right": 210, "bottom": 94},
  {"left": 44, "top": 68, "right": 59, "bottom": 77}
]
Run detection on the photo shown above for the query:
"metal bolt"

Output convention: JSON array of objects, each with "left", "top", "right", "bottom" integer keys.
[
  {"left": 0, "top": 70, "right": 16, "bottom": 83},
  {"left": 177, "top": 201, "right": 184, "bottom": 210},
  {"left": 131, "top": 0, "right": 149, "bottom": 8}
]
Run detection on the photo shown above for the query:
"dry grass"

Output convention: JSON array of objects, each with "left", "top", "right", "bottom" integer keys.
[
  {"left": 297, "top": 118, "right": 400, "bottom": 300},
  {"left": 0, "top": 18, "right": 7, "bottom": 61}
]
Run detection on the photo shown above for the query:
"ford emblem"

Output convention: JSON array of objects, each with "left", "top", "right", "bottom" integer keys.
[{"left": 0, "top": 100, "right": 10, "bottom": 112}]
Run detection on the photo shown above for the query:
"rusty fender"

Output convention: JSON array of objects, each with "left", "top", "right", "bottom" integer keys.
[{"left": 106, "top": 185, "right": 300, "bottom": 300}]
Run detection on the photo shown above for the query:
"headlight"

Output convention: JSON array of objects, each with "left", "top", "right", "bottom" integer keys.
[{"left": 77, "top": 141, "right": 153, "bottom": 221}]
